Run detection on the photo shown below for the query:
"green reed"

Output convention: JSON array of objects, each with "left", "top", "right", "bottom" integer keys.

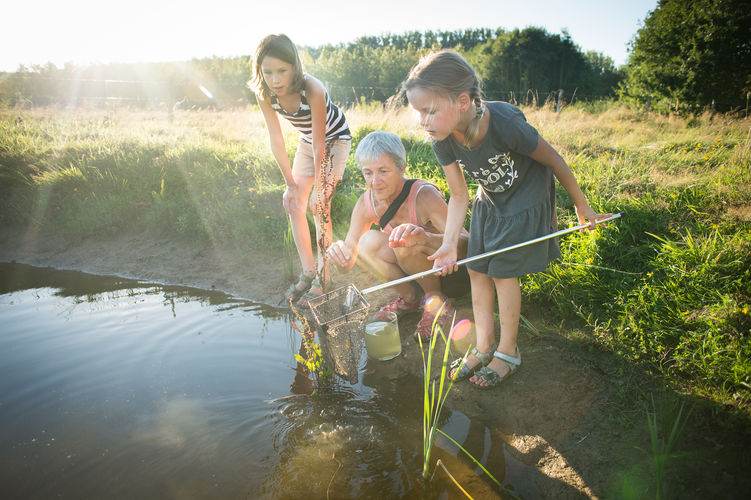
[
  {"left": 282, "top": 220, "right": 296, "bottom": 282},
  {"left": 417, "top": 311, "right": 520, "bottom": 498},
  {"left": 417, "top": 304, "right": 461, "bottom": 481},
  {"left": 644, "top": 394, "right": 692, "bottom": 499}
]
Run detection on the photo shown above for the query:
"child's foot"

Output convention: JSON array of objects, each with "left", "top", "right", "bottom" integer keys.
[
  {"left": 296, "top": 276, "right": 325, "bottom": 309},
  {"left": 470, "top": 348, "right": 521, "bottom": 388},
  {"left": 448, "top": 345, "right": 495, "bottom": 381},
  {"left": 284, "top": 271, "right": 316, "bottom": 302}
]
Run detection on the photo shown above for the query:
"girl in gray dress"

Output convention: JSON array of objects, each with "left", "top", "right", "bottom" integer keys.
[{"left": 403, "top": 50, "right": 609, "bottom": 388}]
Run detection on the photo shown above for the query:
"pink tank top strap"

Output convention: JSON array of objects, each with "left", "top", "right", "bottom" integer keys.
[
  {"left": 365, "top": 190, "right": 394, "bottom": 235},
  {"left": 366, "top": 179, "right": 441, "bottom": 235}
]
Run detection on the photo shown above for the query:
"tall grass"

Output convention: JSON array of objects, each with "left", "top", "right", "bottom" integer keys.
[
  {"left": 417, "top": 306, "right": 462, "bottom": 481},
  {"left": 644, "top": 393, "right": 692, "bottom": 499},
  {"left": 1, "top": 103, "right": 749, "bottom": 412}
]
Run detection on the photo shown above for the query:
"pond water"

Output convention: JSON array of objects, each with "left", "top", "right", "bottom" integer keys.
[{"left": 0, "top": 262, "right": 535, "bottom": 499}]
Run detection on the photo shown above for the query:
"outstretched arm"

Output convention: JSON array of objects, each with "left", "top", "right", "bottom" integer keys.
[
  {"left": 325, "top": 195, "right": 371, "bottom": 273},
  {"left": 530, "top": 136, "right": 610, "bottom": 229},
  {"left": 428, "top": 162, "right": 470, "bottom": 274}
]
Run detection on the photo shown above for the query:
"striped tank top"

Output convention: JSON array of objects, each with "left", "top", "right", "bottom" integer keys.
[{"left": 270, "top": 78, "right": 351, "bottom": 143}]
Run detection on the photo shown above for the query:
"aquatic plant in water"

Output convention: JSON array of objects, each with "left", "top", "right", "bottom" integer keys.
[
  {"left": 417, "top": 303, "right": 456, "bottom": 479},
  {"left": 418, "top": 303, "right": 520, "bottom": 499},
  {"left": 289, "top": 299, "right": 333, "bottom": 389}
]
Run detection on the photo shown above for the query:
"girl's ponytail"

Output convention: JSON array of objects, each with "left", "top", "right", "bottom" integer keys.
[{"left": 463, "top": 93, "right": 485, "bottom": 147}]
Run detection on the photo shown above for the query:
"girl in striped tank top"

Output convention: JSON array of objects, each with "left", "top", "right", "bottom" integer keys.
[{"left": 250, "top": 34, "right": 352, "bottom": 307}]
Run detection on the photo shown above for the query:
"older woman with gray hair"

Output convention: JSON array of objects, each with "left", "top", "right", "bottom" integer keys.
[{"left": 326, "top": 131, "right": 469, "bottom": 339}]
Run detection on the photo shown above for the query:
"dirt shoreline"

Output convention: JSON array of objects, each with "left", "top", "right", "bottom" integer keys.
[{"left": 1, "top": 226, "right": 749, "bottom": 499}]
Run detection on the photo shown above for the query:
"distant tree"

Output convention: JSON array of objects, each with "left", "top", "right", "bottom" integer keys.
[
  {"left": 584, "top": 51, "right": 624, "bottom": 98},
  {"left": 472, "top": 27, "right": 618, "bottom": 103},
  {"left": 307, "top": 44, "right": 421, "bottom": 104},
  {"left": 620, "top": 0, "right": 751, "bottom": 113}
]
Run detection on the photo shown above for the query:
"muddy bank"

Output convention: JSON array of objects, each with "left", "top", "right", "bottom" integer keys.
[{"left": 1, "top": 225, "right": 749, "bottom": 499}]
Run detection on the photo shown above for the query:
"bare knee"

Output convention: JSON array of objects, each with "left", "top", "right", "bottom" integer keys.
[
  {"left": 286, "top": 201, "right": 306, "bottom": 218},
  {"left": 393, "top": 244, "right": 431, "bottom": 261},
  {"left": 357, "top": 230, "right": 385, "bottom": 259}
]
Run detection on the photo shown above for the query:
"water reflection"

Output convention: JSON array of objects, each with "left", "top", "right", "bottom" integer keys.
[
  {"left": 0, "top": 262, "right": 532, "bottom": 499},
  {"left": 0, "top": 262, "right": 286, "bottom": 319},
  {"left": 132, "top": 396, "right": 216, "bottom": 452}
]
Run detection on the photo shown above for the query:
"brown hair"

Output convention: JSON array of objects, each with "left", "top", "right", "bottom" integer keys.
[
  {"left": 248, "top": 34, "right": 305, "bottom": 101},
  {"left": 402, "top": 50, "right": 484, "bottom": 146}
]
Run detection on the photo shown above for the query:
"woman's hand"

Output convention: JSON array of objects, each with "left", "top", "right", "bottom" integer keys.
[
  {"left": 388, "top": 223, "right": 426, "bottom": 248},
  {"left": 282, "top": 184, "right": 299, "bottom": 214},
  {"left": 575, "top": 204, "right": 611, "bottom": 231},
  {"left": 427, "top": 244, "right": 458, "bottom": 276},
  {"left": 326, "top": 240, "right": 351, "bottom": 268}
]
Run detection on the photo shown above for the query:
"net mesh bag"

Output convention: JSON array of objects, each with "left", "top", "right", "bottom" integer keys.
[{"left": 308, "top": 284, "right": 370, "bottom": 384}]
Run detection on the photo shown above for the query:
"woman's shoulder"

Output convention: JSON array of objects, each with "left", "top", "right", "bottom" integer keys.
[
  {"left": 354, "top": 189, "right": 373, "bottom": 211},
  {"left": 413, "top": 180, "right": 446, "bottom": 206},
  {"left": 353, "top": 189, "right": 378, "bottom": 222}
]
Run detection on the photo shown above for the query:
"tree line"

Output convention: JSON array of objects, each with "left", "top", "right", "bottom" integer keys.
[
  {"left": 2, "top": 1, "right": 749, "bottom": 114},
  {"left": 0, "top": 26, "right": 621, "bottom": 109}
]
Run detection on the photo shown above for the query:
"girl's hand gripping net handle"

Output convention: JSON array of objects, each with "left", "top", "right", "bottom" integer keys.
[{"left": 360, "top": 212, "right": 623, "bottom": 296}]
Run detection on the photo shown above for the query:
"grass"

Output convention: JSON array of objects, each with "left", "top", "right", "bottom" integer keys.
[
  {"left": 416, "top": 304, "right": 462, "bottom": 481},
  {"left": 613, "top": 390, "right": 694, "bottom": 499},
  {"left": 644, "top": 393, "right": 692, "bottom": 499},
  {"left": 1, "top": 102, "right": 749, "bottom": 416}
]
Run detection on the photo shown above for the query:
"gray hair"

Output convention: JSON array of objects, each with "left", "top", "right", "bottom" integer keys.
[{"left": 354, "top": 131, "right": 407, "bottom": 171}]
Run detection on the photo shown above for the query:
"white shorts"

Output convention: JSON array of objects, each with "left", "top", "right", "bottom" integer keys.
[{"left": 292, "top": 138, "right": 351, "bottom": 179}]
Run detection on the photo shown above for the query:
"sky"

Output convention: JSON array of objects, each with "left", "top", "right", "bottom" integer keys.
[{"left": 2, "top": 0, "right": 658, "bottom": 72}]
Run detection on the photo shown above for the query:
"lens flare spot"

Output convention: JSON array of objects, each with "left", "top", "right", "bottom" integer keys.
[
  {"left": 423, "top": 294, "right": 446, "bottom": 316},
  {"left": 450, "top": 318, "right": 472, "bottom": 341},
  {"left": 198, "top": 85, "right": 214, "bottom": 100}
]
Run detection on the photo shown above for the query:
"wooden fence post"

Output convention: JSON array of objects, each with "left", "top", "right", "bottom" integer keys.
[{"left": 556, "top": 89, "right": 563, "bottom": 113}]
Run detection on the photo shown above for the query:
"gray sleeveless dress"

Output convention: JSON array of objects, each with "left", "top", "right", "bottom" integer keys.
[{"left": 433, "top": 101, "right": 559, "bottom": 278}]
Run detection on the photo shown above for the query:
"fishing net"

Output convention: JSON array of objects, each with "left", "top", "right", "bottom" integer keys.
[{"left": 308, "top": 284, "right": 370, "bottom": 384}]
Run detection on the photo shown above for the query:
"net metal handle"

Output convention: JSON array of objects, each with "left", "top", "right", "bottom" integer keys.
[{"left": 360, "top": 212, "right": 623, "bottom": 295}]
